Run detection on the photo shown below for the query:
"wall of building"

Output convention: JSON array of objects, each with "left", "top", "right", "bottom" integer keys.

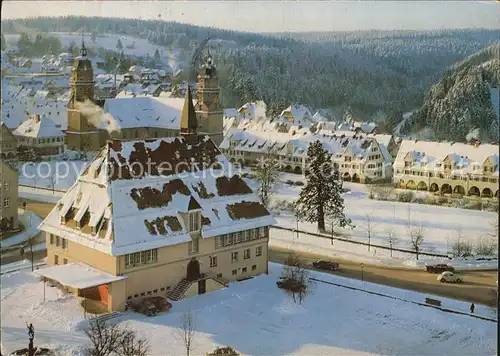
[
  {"left": 109, "top": 279, "right": 126, "bottom": 312},
  {"left": 0, "top": 124, "right": 17, "bottom": 158},
  {"left": 118, "top": 233, "right": 269, "bottom": 302},
  {"left": 45, "top": 232, "right": 118, "bottom": 274},
  {"left": 0, "top": 161, "right": 19, "bottom": 231}
]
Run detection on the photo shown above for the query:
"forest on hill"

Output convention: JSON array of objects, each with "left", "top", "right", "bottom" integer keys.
[
  {"left": 2, "top": 16, "right": 499, "bottom": 123},
  {"left": 401, "top": 44, "right": 500, "bottom": 142}
]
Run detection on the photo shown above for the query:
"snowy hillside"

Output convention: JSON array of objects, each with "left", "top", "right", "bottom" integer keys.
[{"left": 401, "top": 44, "right": 500, "bottom": 142}]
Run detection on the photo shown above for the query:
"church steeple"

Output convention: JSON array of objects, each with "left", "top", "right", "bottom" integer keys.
[
  {"left": 80, "top": 33, "right": 87, "bottom": 57},
  {"left": 180, "top": 85, "right": 198, "bottom": 138}
]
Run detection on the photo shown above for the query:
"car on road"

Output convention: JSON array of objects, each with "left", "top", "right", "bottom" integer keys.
[
  {"left": 437, "top": 271, "right": 463, "bottom": 284},
  {"left": 425, "top": 264, "right": 455, "bottom": 274},
  {"left": 312, "top": 260, "right": 339, "bottom": 271}
]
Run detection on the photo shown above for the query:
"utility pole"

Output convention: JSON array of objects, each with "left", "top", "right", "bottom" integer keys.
[
  {"left": 361, "top": 263, "right": 364, "bottom": 282},
  {"left": 29, "top": 215, "right": 34, "bottom": 272}
]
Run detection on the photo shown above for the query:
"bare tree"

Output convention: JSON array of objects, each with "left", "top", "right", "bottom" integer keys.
[
  {"left": 451, "top": 227, "right": 473, "bottom": 258},
  {"left": 31, "top": 169, "right": 39, "bottom": 190},
  {"left": 84, "top": 318, "right": 123, "bottom": 356},
  {"left": 360, "top": 213, "right": 376, "bottom": 251},
  {"left": 48, "top": 173, "right": 56, "bottom": 194},
  {"left": 117, "top": 329, "right": 149, "bottom": 356},
  {"left": 177, "top": 310, "right": 196, "bottom": 356},
  {"left": 385, "top": 227, "right": 398, "bottom": 257},
  {"left": 253, "top": 148, "right": 281, "bottom": 207},
  {"left": 475, "top": 234, "right": 498, "bottom": 256},
  {"left": 409, "top": 225, "right": 425, "bottom": 260},
  {"left": 280, "top": 253, "right": 311, "bottom": 304}
]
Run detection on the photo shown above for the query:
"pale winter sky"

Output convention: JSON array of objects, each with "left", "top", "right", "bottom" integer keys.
[{"left": 2, "top": 1, "right": 499, "bottom": 33}]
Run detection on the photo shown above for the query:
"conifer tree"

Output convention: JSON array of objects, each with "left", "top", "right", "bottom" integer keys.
[
  {"left": 116, "top": 38, "right": 123, "bottom": 50},
  {"left": 296, "top": 140, "right": 351, "bottom": 231}
]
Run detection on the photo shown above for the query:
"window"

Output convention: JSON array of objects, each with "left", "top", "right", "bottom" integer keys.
[
  {"left": 227, "top": 233, "right": 234, "bottom": 245},
  {"left": 234, "top": 231, "right": 242, "bottom": 244},
  {"left": 216, "top": 236, "right": 224, "bottom": 248},
  {"left": 134, "top": 294, "right": 139, "bottom": 298},
  {"left": 125, "top": 249, "right": 158, "bottom": 268},
  {"left": 231, "top": 251, "right": 238, "bottom": 263},
  {"left": 160, "top": 288, "right": 165, "bottom": 292},
  {"left": 3, "top": 198, "right": 9, "bottom": 208},
  {"left": 243, "top": 230, "right": 249, "bottom": 242},
  {"left": 217, "top": 273, "right": 223, "bottom": 278},
  {"left": 244, "top": 248, "right": 250, "bottom": 260},
  {"left": 62, "top": 238, "right": 67, "bottom": 249},
  {"left": 242, "top": 267, "right": 247, "bottom": 273},
  {"left": 3, "top": 182, "right": 9, "bottom": 191},
  {"left": 189, "top": 211, "right": 200, "bottom": 232},
  {"left": 141, "top": 292, "right": 145, "bottom": 297},
  {"left": 63, "top": 258, "right": 68, "bottom": 265},
  {"left": 210, "top": 256, "right": 218, "bottom": 267},
  {"left": 127, "top": 296, "right": 132, "bottom": 300},
  {"left": 250, "top": 229, "right": 256, "bottom": 240},
  {"left": 259, "top": 227, "right": 265, "bottom": 237},
  {"left": 153, "top": 289, "right": 158, "bottom": 294},
  {"left": 50, "top": 234, "right": 54, "bottom": 244},
  {"left": 189, "top": 238, "right": 199, "bottom": 254},
  {"left": 56, "top": 236, "right": 60, "bottom": 247},
  {"left": 232, "top": 269, "right": 237, "bottom": 276},
  {"left": 147, "top": 291, "right": 152, "bottom": 296},
  {"left": 54, "top": 255, "right": 59, "bottom": 265},
  {"left": 256, "top": 246, "right": 262, "bottom": 257},
  {"left": 252, "top": 265, "right": 257, "bottom": 271}
]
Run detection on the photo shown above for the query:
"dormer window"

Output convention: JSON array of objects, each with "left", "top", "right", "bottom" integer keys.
[{"left": 189, "top": 211, "right": 201, "bottom": 232}]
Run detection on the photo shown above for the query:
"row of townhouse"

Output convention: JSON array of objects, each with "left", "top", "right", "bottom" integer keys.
[
  {"left": 220, "top": 126, "right": 394, "bottom": 183},
  {"left": 393, "top": 140, "right": 499, "bottom": 198}
]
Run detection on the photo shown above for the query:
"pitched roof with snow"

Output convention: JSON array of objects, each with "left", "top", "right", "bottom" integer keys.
[
  {"left": 13, "top": 115, "right": 64, "bottom": 138},
  {"left": 101, "top": 96, "right": 192, "bottom": 131},
  {"left": 394, "top": 140, "right": 500, "bottom": 174},
  {"left": 39, "top": 136, "right": 275, "bottom": 256},
  {"left": 280, "top": 105, "right": 312, "bottom": 122}
]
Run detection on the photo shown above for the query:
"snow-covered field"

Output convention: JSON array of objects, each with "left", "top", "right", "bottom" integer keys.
[
  {"left": 18, "top": 160, "right": 89, "bottom": 191},
  {"left": 253, "top": 176, "right": 497, "bottom": 256},
  {"left": 0, "top": 263, "right": 496, "bottom": 355}
]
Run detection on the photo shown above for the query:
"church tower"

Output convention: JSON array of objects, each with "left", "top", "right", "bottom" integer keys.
[
  {"left": 194, "top": 48, "right": 224, "bottom": 146},
  {"left": 66, "top": 37, "right": 101, "bottom": 151}
]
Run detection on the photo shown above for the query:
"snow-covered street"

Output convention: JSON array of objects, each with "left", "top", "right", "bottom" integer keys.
[{"left": 0, "top": 263, "right": 496, "bottom": 355}]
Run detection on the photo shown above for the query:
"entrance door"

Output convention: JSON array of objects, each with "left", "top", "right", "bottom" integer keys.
[
  {"left": 198, "top": 279, "right": 206, "bottom": 295},
  {"left": 186, "top": 258, "right": 201, "bottom": 281}
]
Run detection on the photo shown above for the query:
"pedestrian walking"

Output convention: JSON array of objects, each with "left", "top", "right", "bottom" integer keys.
[{"left": 470, "top": 302, "right": 475, "bottom": 314}]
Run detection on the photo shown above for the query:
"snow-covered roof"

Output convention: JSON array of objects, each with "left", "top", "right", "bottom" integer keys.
[
  {"left": 13, "top": 115, "right": 64, "bottom": 138},
  {"left": 395, "top": 139, "right": 500, "bottom": 174},
  {"left": 280, "top": 105, "right": 312, "bottom": 122},
  {"left": 221, "top": 126, "right": 379, "bottom": 160},
  {"left": 39, "top": 136, "right": 275, "bottom": 256},
  {"left": 34, "top": 263, "right": 127, "bottom": 289},
  {"left": 224, "top": 108, "right": 238, "bottom": 118},
  {"left": 101, "top": 96, "right": 192, "bottom": 131}
]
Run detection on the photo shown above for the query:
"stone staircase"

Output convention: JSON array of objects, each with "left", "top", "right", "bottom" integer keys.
[
  {"left": 166, "top": 279, "right": 192, "bottom": 301},
  {"left": 89, "top": 311, "right": 123, "bottom": 323}
]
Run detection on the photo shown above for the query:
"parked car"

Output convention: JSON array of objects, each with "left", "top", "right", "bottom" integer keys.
[
  {"left": 312, "top": 260, "right": 339, "bottom": 271},
  {"left": 426, "top": 264, "right": 455, "bottom": 274},
  {"left": 437, "top": 271, "right": 463, "bottom": 284}
]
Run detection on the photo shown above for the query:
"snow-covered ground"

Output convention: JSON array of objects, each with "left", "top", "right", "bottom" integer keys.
[
  {"left": 262, "top": 177, "right": 497, "bottom": 256},
  {"left": 0, "top": 210, "right": 42, "bottom": 250},
  {"left": 19, "top": 186, "right": 65, "bottom": 204},
  {"left": 18, "top": 160, "right": 89, "bottom": 191},
  {"left": 0, "top": 263, "right": 496, "bottom": 355}
]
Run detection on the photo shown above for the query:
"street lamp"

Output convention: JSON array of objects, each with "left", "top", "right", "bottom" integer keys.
[{"left": 361, "top": 263, "right": 364, "bottom": 282}]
